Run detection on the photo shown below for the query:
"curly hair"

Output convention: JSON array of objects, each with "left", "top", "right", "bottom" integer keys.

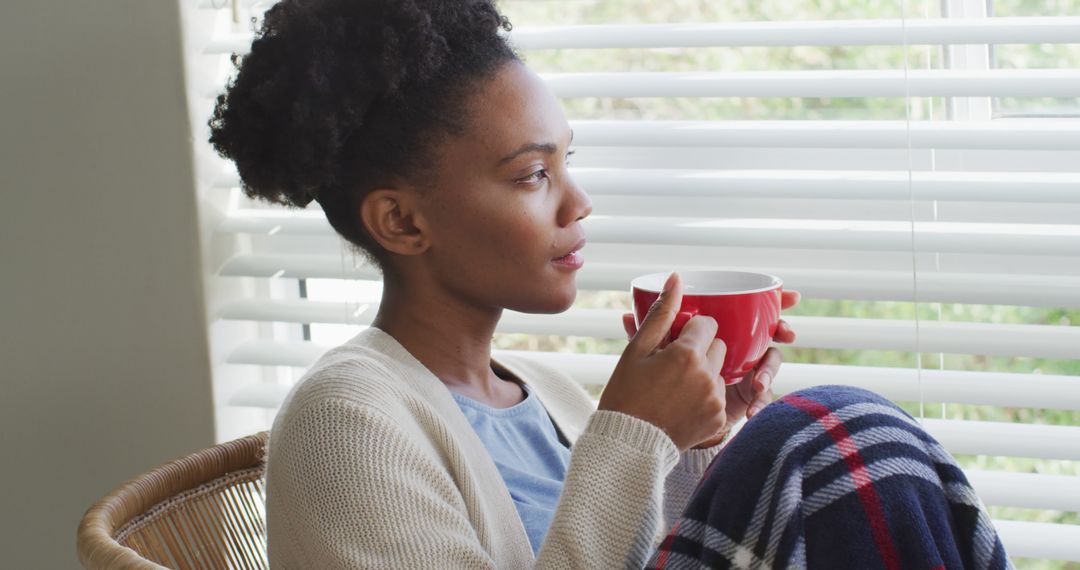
[{"left": 208, "top": 0, "right": 518, "bottom": 268}]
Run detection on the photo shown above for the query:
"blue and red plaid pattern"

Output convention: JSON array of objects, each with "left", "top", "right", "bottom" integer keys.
[{"left": 648, "top": 385, "right": 1012, "bottom": 570}]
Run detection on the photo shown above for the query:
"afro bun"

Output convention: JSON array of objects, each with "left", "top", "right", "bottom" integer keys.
[{"left": 209, "top": 0, "right": 517, "bottom": 266}]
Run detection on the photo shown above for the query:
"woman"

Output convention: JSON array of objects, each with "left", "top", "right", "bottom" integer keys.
[{"left": 209, "top": 1, "right": 1010, "bottom": 568}]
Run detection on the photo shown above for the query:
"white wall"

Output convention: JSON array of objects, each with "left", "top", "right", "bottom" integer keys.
[{"left": 0, "top": 1, "right": 215, "bottom": 567}]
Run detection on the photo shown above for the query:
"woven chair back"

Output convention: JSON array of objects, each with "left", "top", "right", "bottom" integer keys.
[{"left": 77, "top": 432, "right": 269, "bottom": 570}]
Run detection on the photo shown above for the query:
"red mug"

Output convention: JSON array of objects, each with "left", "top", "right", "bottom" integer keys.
[{"left": 631, "top": 270, "right": 783, "bottom": 384}]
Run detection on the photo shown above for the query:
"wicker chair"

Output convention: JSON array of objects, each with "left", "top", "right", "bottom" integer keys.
[{"left": 77, "top": 432, "right": 269, "bottom": 570}]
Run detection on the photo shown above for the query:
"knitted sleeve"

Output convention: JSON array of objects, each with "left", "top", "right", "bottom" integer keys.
[
  {"left": 663, "top": 446, "right": 721, "bottom": 533},
  {"left": 269, "top": 398, "right": 681, "bottom": 568},
  {"left": 537, "top": 409, "right": 680, "bottom": 568}
]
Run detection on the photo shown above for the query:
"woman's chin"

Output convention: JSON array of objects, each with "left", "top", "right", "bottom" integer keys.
[
  {"left": 547, "top": 282, "right": 578, "bottom": 313},
  {"left": 512, "top": 287, "right": 577, "bottom": 315}
]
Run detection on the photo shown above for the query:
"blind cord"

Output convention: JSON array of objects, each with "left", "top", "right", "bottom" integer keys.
[{"left": 900, "top": 0, "right": 925, "bottom": 422}]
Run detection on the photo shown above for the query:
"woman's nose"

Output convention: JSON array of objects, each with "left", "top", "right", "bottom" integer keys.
[{"left": 561, "top": 177, "right": 592, "bottom": 226}]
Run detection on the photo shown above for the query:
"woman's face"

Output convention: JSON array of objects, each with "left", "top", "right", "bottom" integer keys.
[{"left": 415, "top": 60, "right": 592, "bottom": 315}]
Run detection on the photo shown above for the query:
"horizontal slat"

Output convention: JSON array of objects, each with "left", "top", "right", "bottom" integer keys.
[
  {"left": 994, "top": 520, "right": 1080, "bottom": 562},
  {"left": 771, "top": 364, "right": 1080, "bottom": 412},
  {"left": 567, "top": 120, "right": 1080, "bottom": 150},
  {"left": 218, "top": 212, "right": 1080, "bottom": 257},
  {"left": 573, "top": 169, "right": 1080, "bottom": 203},
  {"left": 507, "top": 18, "right": 1080, "bottom": 50},
  {"left": 227, "top": 339, "right": 328, "bottom": 368},
  {"left": 532, "top": 147, "right": 1080, "bottom": 174},
  {"left": 218, "top": 253, "right": 376, "bottom": 280},
  {"left": 227, "top": 341, "right": 1080, "bottom": 411},
  {"left": 218, "top": 254, "right": 1080, "bottom": 308},
  {"left": 924, "top": 418, "right": 1080, "bottom": 461},
  {"left": 203, "top": 18, "right": 1080, "bottom": 54},
  {"left": 788, "top": 316, "right": 1079, "bottom": 360},
  {"left": 578, "top": 243, "right": 1080, "bottom": 280},
  {"left": 539, "top": 69, "right": 1080, "bottom": 98},
  {"left": 583, "top": 217, "right": 1080, "bottom": 256},
  {"left": 216, "top": 302, "right": 1080, "bottom": 359},
  {"left": 966, "top": 470, "right": 1080, "bottom": 512},
  {"left": 578, "top": 197, "right": 1080, "bottom": 230},
  {"left": 197, "top": 0, "right": 255, "bottom": 8},
  {"left": 214, "top": 168, "right": 1080, "bottom": 204},
  {"left": 229, "top": 382, "right": 293, "bottom": 410}
]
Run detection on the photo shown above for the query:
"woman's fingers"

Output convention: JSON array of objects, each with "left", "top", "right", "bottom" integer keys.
[
  {"left": 705, "top": 338, "right": 727, "bottom": 377},
  {"left": 748, "top": 347, "right": 782, "bottom": 418},
  {"left": 774, "top": 290, "right": 800, "bottom": 343},
  {"left": 629, "top": 272, "right": 683, "bottom": 354},
  {"left": 676, "top": 315, "right": 720, "bottom": 355},
  {"left": 622, "top": 312, "right": 637, "bottom": 341},
  {"left": 752, "top": 347, "right": 783, "bottom": 390},
  {"left": 773, "top": 319, "right": 796, "bottom": 343},
  {"left": 747, "top": 382, "right": 774, "bottom": 418}
]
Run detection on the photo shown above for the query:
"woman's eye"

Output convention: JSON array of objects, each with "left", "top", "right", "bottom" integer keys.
[
  {"left": 518, "top": 150, "right": 575, "bottom": 185},
  {"left": 520, "top": 169, "right": 548, "bottom": 184}
]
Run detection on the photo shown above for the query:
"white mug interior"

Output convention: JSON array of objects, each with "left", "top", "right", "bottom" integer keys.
[{"left": 631, "top": 270, "right": 783, "bottom": 295}]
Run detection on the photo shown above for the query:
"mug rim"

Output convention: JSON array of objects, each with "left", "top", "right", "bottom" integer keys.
[{"left": 631, "top": 270, "right": 783, "bottom": 296}]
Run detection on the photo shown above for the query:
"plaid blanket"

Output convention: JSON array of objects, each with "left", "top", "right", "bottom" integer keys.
[{"left": 648, "top": 385, "right": 1012, "bottom": 570}]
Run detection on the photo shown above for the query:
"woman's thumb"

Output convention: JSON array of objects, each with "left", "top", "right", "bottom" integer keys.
[{"left": 629, "top": 272, "right": 682, "bottom": 352}]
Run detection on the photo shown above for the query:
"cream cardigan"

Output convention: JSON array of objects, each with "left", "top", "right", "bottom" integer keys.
[{"left": 265, "top": 327, "right": 720, "bottom": 569}]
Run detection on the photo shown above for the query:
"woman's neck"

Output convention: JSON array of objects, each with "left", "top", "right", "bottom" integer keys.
[{"left": 372, "top": 273, "right": 521, "bottom": 406}]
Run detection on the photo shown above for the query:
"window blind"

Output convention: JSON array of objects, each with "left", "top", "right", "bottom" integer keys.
[{"left": 182, "top": 0, "right": 1080, "bottom": 563}]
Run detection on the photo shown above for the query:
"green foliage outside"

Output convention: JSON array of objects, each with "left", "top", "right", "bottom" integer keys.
[{"left": 492, "top": 1, "right": 1080, "bottom": 567}]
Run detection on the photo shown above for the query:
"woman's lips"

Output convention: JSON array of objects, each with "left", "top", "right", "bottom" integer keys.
[{"left": 551, "top": 249, "right": 584, "bottom": 270}]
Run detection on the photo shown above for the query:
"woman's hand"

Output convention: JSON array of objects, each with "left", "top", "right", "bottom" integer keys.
[
  {"left": 720, "top": 290, "right": 799, "bottom": 422},
  {"left": 620, "top": 286, "right": 801, "bottom": 449},
  {"left": 599, "top": 273, "right": 729, "bottom": 452}
]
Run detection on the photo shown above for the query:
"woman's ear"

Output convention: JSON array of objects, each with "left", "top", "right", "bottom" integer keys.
[{"left": 358, "top": 188, "right": 431, "bottom": 256}]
